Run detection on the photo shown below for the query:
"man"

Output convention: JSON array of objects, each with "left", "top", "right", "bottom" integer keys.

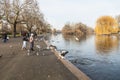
[{"left": 3, "top": 32, "right": 7, "bottom": 43}]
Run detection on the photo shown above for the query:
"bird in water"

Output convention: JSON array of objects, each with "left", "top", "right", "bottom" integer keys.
[
  {"left": 61, "top": 50, "right": 68, "bottom": 56},
  {"left": 74, "top": 36, "right": 79, "bottom": 41}
]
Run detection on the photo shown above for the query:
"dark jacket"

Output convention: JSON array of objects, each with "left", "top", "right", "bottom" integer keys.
[{"left": 23, "top": 36, "right": 28, "bottom": 41}]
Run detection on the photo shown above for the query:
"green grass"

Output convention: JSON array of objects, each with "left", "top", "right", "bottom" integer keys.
[{"left": 0, "top": 34, "right": 21, "bottom": 38}]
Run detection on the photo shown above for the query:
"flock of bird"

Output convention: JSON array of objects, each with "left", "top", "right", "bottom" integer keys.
[
  {"left": 26, "top": 36, "right": 69, "bottom": 58},
  {"left": 47, "top": 44, "right": 69, "bottom": 57},
  {"left": 0, "top": 36, "right": 70, "bottom": 58}
]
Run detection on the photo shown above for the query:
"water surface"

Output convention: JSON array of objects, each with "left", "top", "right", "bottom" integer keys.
[{"left": 49, "top": 34, "right": 120, "bottom": 80}]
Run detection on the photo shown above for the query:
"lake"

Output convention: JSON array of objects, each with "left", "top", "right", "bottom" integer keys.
[{"left": 48, "top": 34, "right": 120, "bottom": 80}]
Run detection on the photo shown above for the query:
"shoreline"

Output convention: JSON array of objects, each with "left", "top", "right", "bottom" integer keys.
[{"left": 44, "top": 40, "right": 91, "bottom": 80}]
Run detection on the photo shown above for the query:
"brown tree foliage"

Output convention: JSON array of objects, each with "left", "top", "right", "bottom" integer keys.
[
  {"left": 62, "top": 23, "right": 74, "bottom": 35},
  {"left": 95, "top": 16, "right": 119, "bottom": 35},
  {"left": 62, "top": 22, "right": 94, "bottom": 37}
]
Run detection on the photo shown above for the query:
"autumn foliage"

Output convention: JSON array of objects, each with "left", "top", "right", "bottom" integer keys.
[
  {"left": 62, "top": 23, "right": 74, "bottom": 35},
  {"left": 62, "top": 22, "right": 94, "bottom": 36},
  {"left": 95, "top": 35, "right": 119, "bottom": 53},
  {"left": 95, "top": 16, "right": 119, "bottom": 35}
]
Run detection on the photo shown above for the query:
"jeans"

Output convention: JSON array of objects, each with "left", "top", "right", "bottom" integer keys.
[{"left": 30, "top": 42, "right": 34, "bottom": 50}]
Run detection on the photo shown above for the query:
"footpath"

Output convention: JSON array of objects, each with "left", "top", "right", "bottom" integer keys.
[{"left": 0, "top": 37, "right": 90, "bottom": 80}]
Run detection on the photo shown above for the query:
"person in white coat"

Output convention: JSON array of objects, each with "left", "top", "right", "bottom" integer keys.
[{"left": 29, "top": 33, "right": 34, "bottom": 51}]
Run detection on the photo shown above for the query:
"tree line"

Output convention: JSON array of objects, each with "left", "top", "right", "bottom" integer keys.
[
  {"left": 62, "top": 22, "right": 94, "bottom": 37},
  {"left": 95, "top": 16, "right": 119, "bottom": 35},
  {"left": 0, "top": 0, "right": 51, "bottom": 37},
  {"left": 62, "top": 15, "right": 120, "bottom": 36}
]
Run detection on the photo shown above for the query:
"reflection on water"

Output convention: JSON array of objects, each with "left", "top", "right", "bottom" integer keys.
[
  {"left": 62, "top": 34, "right": 92, "bottom": 43},
  {"left": 95, "top": 35, "right": 119, "bottom": 54},
  {"left": 48, "top": 33, "right": 120, "bottom": 80},
  {"left": 62, "top": 34, "right": 73, "bottom": 41}
]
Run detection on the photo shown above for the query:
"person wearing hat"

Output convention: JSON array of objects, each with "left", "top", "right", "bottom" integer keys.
[{"left": 29, "top": 33, "right": 34, "bottom": 51}]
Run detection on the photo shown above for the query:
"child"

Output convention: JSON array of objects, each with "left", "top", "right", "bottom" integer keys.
[{"left": 22, "top": 35, "right": 28, "bottom": 50}]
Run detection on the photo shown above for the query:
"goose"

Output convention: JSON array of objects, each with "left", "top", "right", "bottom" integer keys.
[
  {"left": 61, "top": 50, "right": 68, "bottom": 56},
  {"left": 49, "top": 45, "right": 57, "bottom": 50}
]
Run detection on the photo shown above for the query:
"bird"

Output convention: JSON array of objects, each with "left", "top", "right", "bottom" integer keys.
[
  {"left": 49, "top": 45, "right": 57, "bottom": 50},
  {"left": 74, "top": 36, "right": 79, "bottom": 41},
  {"left": 61, "top": 50, "right": 68, "bottom": 56},
  {"left": 36, "top": 45, "right": 41, "bottom": 49},
  {"left": 0, "top": 54, "right": 3, "bottom": 58},
  {"left": 9, "top": 45, "right": 13, "bottom": 48},
  {"left": 27, "top": 50, "right": 30, "bottom": 56},
  {"left": 36, "top": 52, "right": 39, "bottom": 56}
]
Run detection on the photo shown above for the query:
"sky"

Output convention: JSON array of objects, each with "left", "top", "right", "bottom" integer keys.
[{"left": 38, "top": 0, "right": 120, "bottom": 30}]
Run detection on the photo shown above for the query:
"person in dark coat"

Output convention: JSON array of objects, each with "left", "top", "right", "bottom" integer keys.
[
  {"left": 3, "top": 32, "right": 7, "bottom": 43},
  {"left": 22, "top": 33, "right": 28, "bottom": 50}
]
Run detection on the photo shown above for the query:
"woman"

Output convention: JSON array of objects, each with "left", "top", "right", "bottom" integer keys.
[{"left": 29, "top": 33, "right": 34, "bottom": 51}]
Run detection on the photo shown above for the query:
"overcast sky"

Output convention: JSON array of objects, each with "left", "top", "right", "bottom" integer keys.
[{"left": 38, "top": 0, "right": 120, "bottom": 30}]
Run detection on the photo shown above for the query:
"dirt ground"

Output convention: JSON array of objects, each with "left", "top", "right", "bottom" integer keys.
[{"left": 0, "top": 37, "right": 78, "bottom": 80}]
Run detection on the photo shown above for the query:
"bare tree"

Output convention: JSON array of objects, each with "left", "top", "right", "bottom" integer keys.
[
  {"left": 116, "top": 15, "right": 120, "bottom": 31},
  {"left": 0, "top": 0, "right": 5, "bottom": 19},
  {"left": 1, "top": 0, "right": 51, "bottom": 37},
  {"left": 22, "top": 0, "right": 45, "bottom": 34},
  {"left": 116, "top": 15, "right": 120, "bottom": 24},
  {"left": 3, "top": 0, "right": 32, "bottom": 37}
]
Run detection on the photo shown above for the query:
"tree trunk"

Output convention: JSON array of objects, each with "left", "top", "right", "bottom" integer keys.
[
  {"left": 13, "top": 23, "right": 17, "bottom": 38},
  {"left": 28, "top": 28, "right": 30, "bottom": 34}
]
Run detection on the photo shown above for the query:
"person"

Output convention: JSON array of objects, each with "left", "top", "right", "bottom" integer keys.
[
  {"left": 2, "top": 32, "right": 7, "bottom": 43},
  {"left": 29, "top": 33, "right": 34, "bottom": 51},
  {"left": 22, "top": 34, "right": 28, "bottom": 50}
]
